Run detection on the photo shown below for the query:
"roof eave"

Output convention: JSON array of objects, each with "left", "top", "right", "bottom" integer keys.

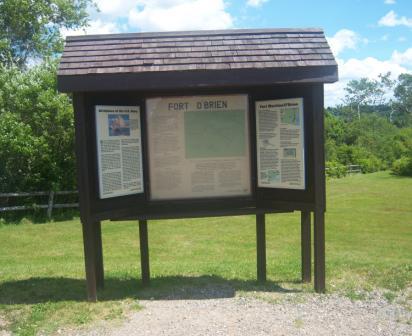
[
  {"left": 57, "top": 65, "right": 338, "bottom": 93},
  {"left": 65, "top": 27, "right": 325, "bottom": 42}
]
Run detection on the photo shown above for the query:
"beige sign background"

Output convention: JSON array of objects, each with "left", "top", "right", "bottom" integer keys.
[{"left": 147, "top": 95, "right": 251, "bottom": 200}]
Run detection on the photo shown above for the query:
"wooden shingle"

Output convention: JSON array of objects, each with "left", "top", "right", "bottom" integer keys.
[{"left": 57, "top": 28, "right": 338, "bottom": 92}]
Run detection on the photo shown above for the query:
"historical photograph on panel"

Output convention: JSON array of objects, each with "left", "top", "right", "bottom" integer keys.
[{"left": 108, "top": 114, "right": 131, "bottom": 136}]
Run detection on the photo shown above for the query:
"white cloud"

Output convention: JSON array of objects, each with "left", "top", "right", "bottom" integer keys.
[
  {"left": 378, "top": 10, "right": 412, "bottom": 28},
  {"left": 128, "top": 0, "right": 233, "bottom": 31},
  {"left": 339, "top": 56, "right": 407, "bottom": 80},
  {"left": 391, "top": 48, "right": 412, "bottom": 66},
  {"left": 324, "top": 29, "right": 412, "bottom": 106},
  {"left": 67, "top": 1, "right": 234, "bottom": 34},
  {"left": 246, "top": 0, "right": 268, "bottom": 7},
  {"left": 325, "top": 55, "right": 410, "bottom": 106},
  {"left": 60, "top": 1, "right": 135, "bottom": 37},
  {"left": 61, "top": 19, "right": 120, "bottom": 37},
  {"left": 384, "top": 0, "right": 396, "bottom": 4},
  {"left": 94, "top": 0, "right": 137, "bottom": 17},
  {"left": 326, "top": 29, "right": 360, "bottom": 57}
]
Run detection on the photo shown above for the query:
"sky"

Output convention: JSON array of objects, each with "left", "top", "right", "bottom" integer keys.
[{"left": 62, "top": 0, "right": 412, "bottom": 107}]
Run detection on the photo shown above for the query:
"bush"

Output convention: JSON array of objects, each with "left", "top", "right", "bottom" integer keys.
[
  {"left": 0, "top": 62, "right": 76, "bottom": 192},
  {"left": 326, "top": 161, "right": 347, "bottom": 178},
  {"left": 392, "top": 156, "right": 412, "bottom": 176},
  {"left": 357, "top": 155, "right": 384, "bottom": 173}
]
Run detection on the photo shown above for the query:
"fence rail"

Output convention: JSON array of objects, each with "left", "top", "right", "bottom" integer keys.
[
  {"left": 0, "top": 190, "right": 79, "bottom": 219},
  {"left": 326, "top": 164, "right": 362, "bottom": 175},
  {"left": 0, "top": 165, "right": 362, "bottom": 218},
  {"left": 347, "top": 164, "right": 362, "bottom": 174}
]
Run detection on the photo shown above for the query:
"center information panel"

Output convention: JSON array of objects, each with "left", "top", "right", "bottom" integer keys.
[{"left": 147, "top": 95, "right": 251, "bottom": 200}]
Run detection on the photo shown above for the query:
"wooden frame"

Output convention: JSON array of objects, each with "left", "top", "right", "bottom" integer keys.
[
  {"left": 59, "top": 27, "right": 337, "bottom": 302},
  {"left": 70, "top": 83, "right": 326, "bottom": 301},
  {"left": 73, "top": 85, "right": 322, "bottom": 220}
]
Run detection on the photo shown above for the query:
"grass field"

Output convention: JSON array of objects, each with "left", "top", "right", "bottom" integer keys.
[{"left": 0, "top": 171, "right": 411, "bottom": 335}]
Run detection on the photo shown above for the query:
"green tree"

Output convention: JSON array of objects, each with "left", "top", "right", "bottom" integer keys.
[
  {"left": 0, "top": 62, "right": 76, "bottom": 192},
  {"left": 0, "top": 112, "right": 47, "bottom": 191},
  {"left": 0, "top": 0, "right": 93, "bottom": 67},
  {"left": 343, "top": 73, "right": 394, "bottom": 121},
  {"left": 393, "top": 73, "right": 412, "bottom": 127},
  {"left": 353, "top": 115, "right": 398, "bottom": 166},
  {"left": 391, "top": 127, "right": 412, "bottom": 176},
  {"left": 344, "top": 78, "right": 382, "bottom": 120},
  {"left": 324, "top": 112, "right": 347, "bottom": 162}
]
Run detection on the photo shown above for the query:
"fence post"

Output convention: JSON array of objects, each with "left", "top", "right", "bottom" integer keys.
[{"left": 47, "top": 191, "right": 55, "bottom": 220}]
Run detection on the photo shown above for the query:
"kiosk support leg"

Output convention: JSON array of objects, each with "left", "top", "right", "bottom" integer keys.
[
  {"left": 314, "top": 209, "right": 325, "bottom": 293},
  {"left": 301, "top": 211, "right": 311, "bottom": 283},
  {"left": 139, "top": 220, "right": 150, "bottom": 285},
  {"left": 256, "top": 214, "right": 266, "bottom": 282},
  {"left": 81, "top": 220, "right": 98, "bottom": 302},
  {"left": 94, "top": 221, "right": 104, "bottom": 289}
]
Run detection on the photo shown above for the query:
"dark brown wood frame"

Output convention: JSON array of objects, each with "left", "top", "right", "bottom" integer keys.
[{"left": 73, "top": 83, "right": 326, "bottom": 301}]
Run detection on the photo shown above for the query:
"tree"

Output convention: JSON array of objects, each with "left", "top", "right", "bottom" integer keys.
[
  {"left": 0, "top": 112, "right": 47, "bottom": 191},
  {"left": 391, "top": 127, "right": 412, "bottom": 176},
  {"left": 0, "top": 61, "right": 76, "bottom": 192},
  {"left": 393, "top": 73, "right": 412, "bottom": 127},
  {"left": 0, "top": 0, "right": 93, "bottom": 67},
  {"left": 344, "top": 77, "right": 384, "bottom": 120}
]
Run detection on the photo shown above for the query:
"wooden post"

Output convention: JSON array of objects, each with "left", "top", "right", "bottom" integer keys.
[
  {"left": 81, "top": 219, "right": 98, "bottom": 302},
  {"left": 139, "top": 220, "right": 150, "bottom": 285},
  {"left": 47, "top": 190, "right": 54, "bottom": 220},
  {"left": 256, "top": 213, "right": 266, "bottom": 282},
  {"left": 94, "top": 221, "right": 104, "bottom": 289},
  {"left": 314, "top": 209, "right": 325, "bottom": 293},
  {"left": 312, "top": 84, "right": 326, "bottom": 293},
  {"left": 73, "top": 94, "right": 100, "bottom": 301},
  {"left": 301, "top": 211, "right": 311, "bottom": 283}
]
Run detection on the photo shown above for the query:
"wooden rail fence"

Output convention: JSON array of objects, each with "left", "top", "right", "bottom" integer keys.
[
  {"left": 0, "top": 165, "right": 361, "bottom": 219},
  {"left": 346, "top": 164, "right": 362, "bottom": 174},
  {"left": 0, "top": 191, "right": 78, "bottom": 219},
  {"left": 326, "top": 164, "right": 362, "bottom": 175}
]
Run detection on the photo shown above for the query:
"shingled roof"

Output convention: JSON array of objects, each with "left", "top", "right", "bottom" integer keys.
[{"left": 57, "top": 28, "right": 338, "bottom": 92}]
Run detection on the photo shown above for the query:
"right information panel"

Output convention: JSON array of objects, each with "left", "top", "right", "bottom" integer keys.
[{"left": 256, "top": 98, "right": 305, "bottom": 190}]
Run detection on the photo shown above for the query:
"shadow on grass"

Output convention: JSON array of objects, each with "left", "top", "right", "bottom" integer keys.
[
  {"left": 0, "top": 208, "right": 80, "bottom": 225},
  {"left": 0, "top": 275, "right": 301, "bottom": 304}
]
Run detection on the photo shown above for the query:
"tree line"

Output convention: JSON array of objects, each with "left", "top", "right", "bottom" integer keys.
[
  {"left": 325, "top": 74, "right": 412, "bottom": 177},
  {"left": 0, "top": 0, "right": 411, "bottom": 194},
  {"left": 0, "top": 0, "right": 92, "bottom": 193}
]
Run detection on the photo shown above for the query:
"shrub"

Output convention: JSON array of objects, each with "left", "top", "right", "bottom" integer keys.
[
  {"left": 392, "top": 156, "right": 412, "bottom": 176},
  {"left": 357, "top": 155, "right": 384, "bottom": 173},
  {"left": 326, "top": 161, "right": 347, "bottom": 178}
]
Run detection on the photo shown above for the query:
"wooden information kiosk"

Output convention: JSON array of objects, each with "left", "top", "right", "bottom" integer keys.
[{"left": 57, "top": 28, "right": 338, "bottom": 301}]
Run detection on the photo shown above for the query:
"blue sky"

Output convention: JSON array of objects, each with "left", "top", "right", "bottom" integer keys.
[{"left": 63, "top": 0, "right": 412, "bottom": 106}]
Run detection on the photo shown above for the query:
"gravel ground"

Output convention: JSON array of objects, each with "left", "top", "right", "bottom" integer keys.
[
  {"left": 70, "top": 289, "right": 411, "bottom": 336},
  {"left": 0, "top": 315, "right": 10, "bottom": 336}
]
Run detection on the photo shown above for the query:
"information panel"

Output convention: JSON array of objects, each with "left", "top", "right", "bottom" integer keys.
[
  {"left": 147, "top": 95, "right": 251, "bottom": 200},
  {"left": 256, "top": 98, "right": 305, "bottom": 189},
  {"left": 95, "top": 105, "right": 144, "bottom": 198}
]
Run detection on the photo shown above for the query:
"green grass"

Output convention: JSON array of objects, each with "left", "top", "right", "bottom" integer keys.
[{"left": 0, "top": 171, "right": 411, "bottom": 335}]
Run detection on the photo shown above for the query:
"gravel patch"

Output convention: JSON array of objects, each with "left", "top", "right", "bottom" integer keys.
[
  {"left": 70, "top": 289, "right": 412, "bottom": 336},
  {"left": 0, "top": 314, "right": 11, "bottom": 336}
]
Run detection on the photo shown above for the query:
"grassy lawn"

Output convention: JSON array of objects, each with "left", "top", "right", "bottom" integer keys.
[{"left": 0, "top": 171, "right": 411, "bottom": 335}]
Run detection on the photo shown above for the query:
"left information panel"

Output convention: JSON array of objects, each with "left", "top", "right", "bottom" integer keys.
[{"left": 95, "top": 105, "right": 144, "bottom": 199}]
